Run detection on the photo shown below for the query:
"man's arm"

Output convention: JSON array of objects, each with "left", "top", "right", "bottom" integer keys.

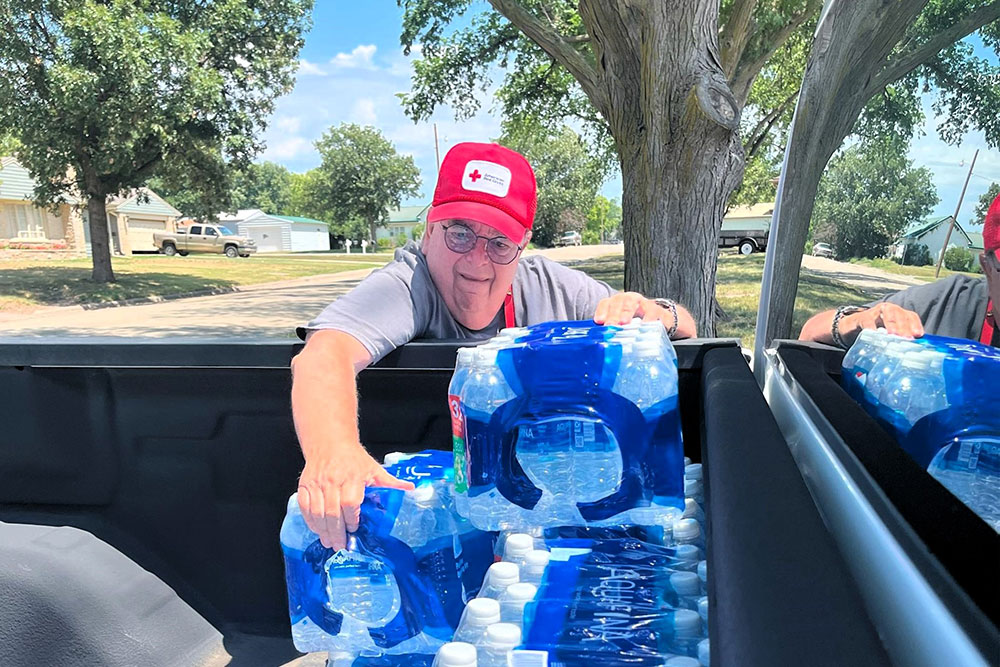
[
  {"left": 798, "top": 302, "right": 924, "bottom": 347},
  {"left": 593, "top": 292, "right": 698, "bottom": 339},
  {"left": 291, "top": 330, "right": 413, "bottom": 550}
]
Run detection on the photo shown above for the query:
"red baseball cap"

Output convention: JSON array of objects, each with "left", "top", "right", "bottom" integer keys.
[
  {"left": 427, "top": 142, "right": 537, "bottom": 243},
  {"left": 985, "top": 191, "right": 1000, "bottom": 256}
]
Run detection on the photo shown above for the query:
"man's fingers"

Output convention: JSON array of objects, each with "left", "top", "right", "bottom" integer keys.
[
  {"left": 341, "top": 481, "right": 365, "bottom": 535},
  {"left": 297, "top": 486, "right": 322, "bottom": 536},
  {"left": 322, "top": 487, "right": 345, "bottom": 550},
  {"left": 594, "top": 298, "right": 610, "bottom": 324},
  {"left": 371, "top": 467, "right": 416, "bottom": 491}
]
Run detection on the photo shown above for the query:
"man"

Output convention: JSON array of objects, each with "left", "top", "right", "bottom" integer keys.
[
  {"left": 292, "top": 142, "right": 697, "bottom": 550},
  {"left": 799, "top": 193, "right": 1000, "bottom": 349}
]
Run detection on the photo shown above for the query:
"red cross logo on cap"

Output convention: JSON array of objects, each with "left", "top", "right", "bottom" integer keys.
[{"left": 468, "top": 169, "right": 482, "bottom": 182}]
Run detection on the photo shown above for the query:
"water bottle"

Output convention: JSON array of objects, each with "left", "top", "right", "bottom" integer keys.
[
  {"left": 698, "top": 596, "right": 709, "bottom": 625},
  {"left": 522, "top": 550, "right": 550, "bottom": 586},
  {"left": 697, "top": 561, "right": 707, "bottom": 586},
  {"left": 841, "top": 328, "right": 881, "bottom": 401},
  {"left": 665, "top": 657, "right": 702, "bottom": 667},
  {"left": 672, "top": 518, "right": 704, "bottom": 555},
  {"left": 499, "top": 582, "right": 537, "bottom": 626},
  {"left": 683, "top": 498, "right": 705, "bottom": 525},
  {"left": 698, "top": 638, "right": 711, "bottom": 667},
  {"left": 864, "top": 340, "right": 918, "bottom": 414},
  {"left": 666, "top": 571, "right": 702, "bottom": 610},
  {"left": 478, "top": 623, "right": 522, "bottom": 667},
  {"left": 502, "top": 533, "right": 534, "bottom": 568},
  {"left": 478, "top": 561, "right": 520, "bottom": 600},
  {"left": 453, "top": 598, "right": 501, "bottom": 645},
  {"left": 928, "top": 438, "right": 1000, "bottom": 531},
  {"left": 433, "top": 642, "right": 478, "bottom": 667}
]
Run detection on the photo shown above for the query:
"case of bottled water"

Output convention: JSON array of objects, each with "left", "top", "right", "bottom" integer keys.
[
  {"left": 280, "top": 450, "right": 496, "bottom": 656},
  {"left": 841, "top": 330, "right": 1000, "bottom": 530},
  {"left": 448, "top": 320, "right": 685, "bottom": 531}
]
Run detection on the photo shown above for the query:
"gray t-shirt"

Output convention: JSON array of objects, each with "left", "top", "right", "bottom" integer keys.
[
  {"left": 300, "top": 242, "right": 616, "bottom": 361},
  {"left": 869, "top": 274, "right": 990, "bottom": 342}
]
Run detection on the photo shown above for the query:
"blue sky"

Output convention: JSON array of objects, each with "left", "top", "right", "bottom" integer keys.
[{"left": 260, "top": 1, "right": 1000, "bottom": 227}]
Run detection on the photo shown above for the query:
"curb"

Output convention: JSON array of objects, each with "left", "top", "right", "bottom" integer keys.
[{"left": 78, "top": 286, "right": 242, "bottom": 310}]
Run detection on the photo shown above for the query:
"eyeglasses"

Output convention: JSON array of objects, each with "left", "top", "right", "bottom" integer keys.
[{"left": 441, "top": 223, "right": 524, "bottom": 265}]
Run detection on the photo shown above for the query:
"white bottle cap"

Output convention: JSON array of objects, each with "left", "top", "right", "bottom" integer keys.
[
  {"left": 456, "top": 347, "right": 476, "bottom": 366},
  {"left": 683, "top": 498, "right": 700, "bottom": 519},
  {"left": 664, "top": 658, "right": 701, "bottom": 667},
  {"left": 669, "top": 571, "right": 701, "bottom": 596},
  {"left": 684, "top": 463, "right": 703, "bottom": 481},
  {"left": 672, "top": 609, "right": 702, "bottom": 635},
  {"left": 698, "top": 596, "right": 709, "bottom": 622},
  {"left": 475, "top": 347, "right": 499, "bottom": 365},
  {"left": 484, "top": 622, "right": 522, "bottom": 648},
  {"left": 697, "top": 560, "right": 707, "bottom": 583},
  {"left": 672, "top": 518, "right": 701, "bottom": 543},
  {"left": 684, "top": 478, "right": 702, "bottom": 498},
  {"left": 383, "top": 452, "right": 410, "bottom": 466},
  {"left": 435, "top": 641, "right": 478, "bottom": 667},
  {"left": 464, "top": 598, "right": 501, "bottom": 626},
  {"left": 636, "top": 339, "right": 662, "bottom": 356},
  {"left": 410, "top": 483, "right": 436, "bottom": 504},
  {"left": 524, "top": 549, "right": 550, "bottom": 573},
  {"left": 675, "top": 544, "right": 700, "bottom": 562},
  {"left": 684, "top": 456, "right": 692, "bottom": 466},
  {"left": 502, "top": 582, "right": 537, "bottom": 602},
  {"left": 503, "top": 534, "right": 534, "bottom": 561},
  {"left": 698, "top": 638, "right": 711, "bottom": 666},
  {"left": 487, "top": 561, "right": 520, "bottom": 588}
]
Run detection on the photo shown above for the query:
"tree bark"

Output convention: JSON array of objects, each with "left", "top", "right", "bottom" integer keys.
[
  {"left": 87, "top": 194, "right": 115, "bottom": 283},
  {"left": 578, "top": 0, "right": 744, "bottom": 336}
]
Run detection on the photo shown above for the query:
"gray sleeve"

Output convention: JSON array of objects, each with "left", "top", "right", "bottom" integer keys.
[
  {"left": 571, "top": 268, "right": 617, "bottom": 318},
  {"left": 868, "top": 276, "right": 955, "bottom": 317},
  {"left": 299, "top": 265, "right": 422, "bottom": 362}
]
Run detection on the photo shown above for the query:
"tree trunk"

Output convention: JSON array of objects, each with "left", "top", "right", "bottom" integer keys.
[
  {"left": 580, "top": 0, "right": 744, "bottom": 336},
  {"left": 368, "top": 219, "right": 377, "bottom": 244},
  {"left": 87, "top": 194, "right": 115, "bottom": 283}
]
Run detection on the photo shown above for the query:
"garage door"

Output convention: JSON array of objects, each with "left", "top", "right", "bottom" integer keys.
[
  {"left": 246, "top": 225, "right": 284, "bottom": 253},
  {"left": 127, "top": 218, "right": 166, "bottom": 253}
]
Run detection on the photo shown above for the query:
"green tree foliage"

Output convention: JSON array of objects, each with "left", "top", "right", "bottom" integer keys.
[
  {"left": 902, "top": 242, "right": 933, "bottom": 266},
  {"left": 812, "top": 139, "right": 939, "bottom": 260},
  {"left": 230, "top": 162, "right": 295, "bottom": 214},
  {"left": 0, "top": 132, "right": 20, "bottom": 156},
  {"left": 0, "top": 0, "right": 312, "bottom": 281},
  {"left": 973, "top": 182, "right": 1000, "bottom": 224},
  {"left": 584, "top": 195, "right": 622, "bottom": 245},
  {"left": 412, "top": 221, "right": 425, "bottom": 240},
  {"left": 498, "top": 124, "right": 606, "bottom": 247},
  {"left": 304, "top": 124, "right": 421, "bottom": 241},
  {"left": 943, "top": 245, "right": 975, "bottom": 271}
]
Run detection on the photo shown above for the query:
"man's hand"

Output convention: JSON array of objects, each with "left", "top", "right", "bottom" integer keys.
[
  {"left": 297, "top": 443, "right": 414, "bottom": 550},
  {"left": 842, "top": 302, "right": 924, "bottom": 340},
  {"left": 593, "top": 292, "right": 697, "bottom": 338}
]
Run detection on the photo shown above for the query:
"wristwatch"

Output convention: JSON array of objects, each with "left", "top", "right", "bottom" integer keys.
[
  {"left": 652, "top": 298, "right": 679, "bottom": 338},
  {"left": 831, "top": 305, "right": 865, "bottom": 349}
]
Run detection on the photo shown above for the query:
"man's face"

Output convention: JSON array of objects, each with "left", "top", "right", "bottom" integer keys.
[
  {"left": 422, "top": 219, "right": 529, "bottom": 330},
  {"left": 981, "top": 248, "right": 1000, "bottom": 317}
]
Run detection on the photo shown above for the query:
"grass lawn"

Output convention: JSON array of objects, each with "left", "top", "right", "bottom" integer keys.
[
  {"left": 849, "top": 257, "right": 981, "bottom": 281},
  {"left": 0, "top": 253, "right": 380, "bottom": 313},
  {"left": 574, "top": 253, "right": 875, "bottom": 348}
]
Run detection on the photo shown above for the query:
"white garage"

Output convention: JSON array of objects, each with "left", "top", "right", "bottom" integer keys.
[
  {"left": 125, "top": 218, "right": 168, "bottom": 253},
  {"left": 106, "top": 188, "right": 181, "bottom": 255},
  {"left": 216, "top": 210, "right": 330, "bottom": 253}
]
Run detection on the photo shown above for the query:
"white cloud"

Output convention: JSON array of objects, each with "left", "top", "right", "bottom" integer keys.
[
  {"left": 274, "top": 116, "right": 301, "bottom": 134},
  {"left": 351, "top": 98, "right": 378, "bottom": 125},
  {"left": 330, "top": 44, "right": 378, "bottom": 70},
  {"left": 297, "top": 59, "right": 327, "bottom": 76},
  {"left": 261, "top": 136, "right": 315, "bottom": 162}
]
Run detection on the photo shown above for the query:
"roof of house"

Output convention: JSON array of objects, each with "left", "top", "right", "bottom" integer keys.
[
  {"left": 0, "top": 157, "right": 80, "bottom": 205},
  {"left": 899, "top": 215, "right": 975, "bottom": 247},
  {"left": 217, "top": 208, "right": 265, "bottom": 222},
  {"left": 274, "top": 215, "right": 328, "bottom": 226},
  {"left": 967, "top": 231, "right": 984, "bottom": 250},
  {"left": 106, "top": 187, "right": 181, "bottom": 218},
  {"left": 387, "top": 204, "right": 430, "bottom": 224},
  {"left": 724, "top": 202, "right": 775, "bottom": 220}
]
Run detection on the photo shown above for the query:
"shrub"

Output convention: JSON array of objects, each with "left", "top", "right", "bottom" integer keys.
[
  {"left": 901, "top": 243, "right": 932, "bottom": 267},
  {"left": 376, "top": 237, "right": 394, "bottom": 251},
  {"left": 943, "top": 246, "right": 974, "bottom": 272},
  {"left": 804, "top": 240, "right": 814, "bottom": 255},
  {"left": 411, "top": 222, "right": 425, "bottom": 240}
]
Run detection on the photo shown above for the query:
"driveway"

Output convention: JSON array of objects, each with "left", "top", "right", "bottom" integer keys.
[{"left": 0, "top": 246, "right": 923, "bottom": 338}]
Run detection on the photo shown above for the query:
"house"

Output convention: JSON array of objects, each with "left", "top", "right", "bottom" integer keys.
[
  {"left": 0, "top": 157, "right": 84, "bottom": 251},
  {"left": 890, "top": 216, "right": 984, "bottom": 262},
  {"left": 1, "top": 157, "right": 180, "bottom": 255},
  {"left": 722, "top": 202, "right": 774, "bottom": 233},
  {"left": 375, "top": 204, "right": 430, "bottom": 242},
  {"left": 216, "top": 209, "right": 331, "bottom": 253}
]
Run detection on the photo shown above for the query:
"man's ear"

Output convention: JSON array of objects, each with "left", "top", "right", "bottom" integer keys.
[
  {"left": 522, "top": 230, "right": 532, "bottom": 246},
  {"left": 423, "top": 222, "right": 434, "bottom": 243}
]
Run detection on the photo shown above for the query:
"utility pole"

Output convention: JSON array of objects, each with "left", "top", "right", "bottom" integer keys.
[
  {"left": 935, "top": 149, "right": 979, "bottom": 278},
  {"left": 434, "top": 123, "right": 441, "bottom": 172}
]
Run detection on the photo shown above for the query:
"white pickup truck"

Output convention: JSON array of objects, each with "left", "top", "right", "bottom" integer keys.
[{"left": 154, "top": 223, "right": 257, "bottom": 258}]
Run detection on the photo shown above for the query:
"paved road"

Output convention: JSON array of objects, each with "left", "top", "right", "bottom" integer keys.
[{"left": 0, "top": 246, "right": 925, "bottom": 338}]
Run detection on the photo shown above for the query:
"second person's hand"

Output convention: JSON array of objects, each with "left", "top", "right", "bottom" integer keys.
[{"left": 297, "top": 443, "right": 414, "bottom": 550}]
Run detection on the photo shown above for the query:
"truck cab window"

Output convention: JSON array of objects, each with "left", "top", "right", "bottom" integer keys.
[
  {"left": 189, "top": 225, "right": 203, "bottom": 235},
  {"left": 206, "top": 228, "right": 218, "bottom": 237}
]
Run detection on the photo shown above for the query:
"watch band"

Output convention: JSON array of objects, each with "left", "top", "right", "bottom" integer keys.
[
  {"left": 832, "top": 305, "right": 865, "bottom": 349},
  {"left": 653, "top": 298, "right": 679, "bottom": 338}
]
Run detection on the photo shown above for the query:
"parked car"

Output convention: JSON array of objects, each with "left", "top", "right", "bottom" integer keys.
[
  {"left": 812, "top": 242, "right": 835, "bottom": 259},
  {"left": 154, "top": 224, "right": 257, "bottom": 258},
  {"left": 555, "top": 230, "right": 582, "bottom": 246}
]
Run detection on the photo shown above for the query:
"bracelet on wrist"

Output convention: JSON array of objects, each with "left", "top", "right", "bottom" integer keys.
[
  {"left": 831, "top": 305, "right": 865, "bottom": 349},
  {"left": 652, "top": 298, "right": 679, "bottom": 338}
]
